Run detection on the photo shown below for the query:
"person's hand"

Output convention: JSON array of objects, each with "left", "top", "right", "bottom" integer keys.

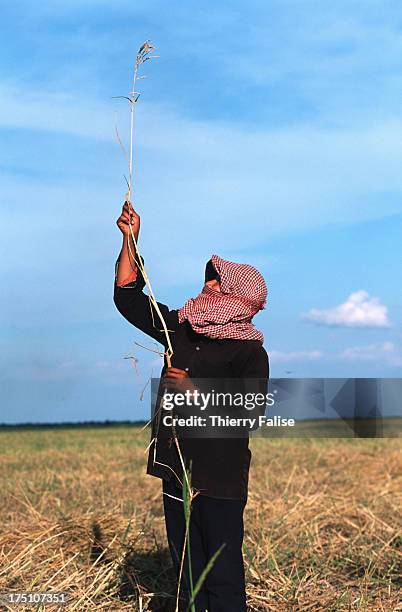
[
  {"left": 161, "top": 367, "right": 198, "bottom": 395},
  {"left": 163, "top": 367, "right": 189, "bottom": 381},
  {"left": 116, "top": 201, "right": 140, "bottom": 239}
]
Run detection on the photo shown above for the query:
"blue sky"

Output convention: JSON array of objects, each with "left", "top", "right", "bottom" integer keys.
[{"left": 1, "top": 0, "right": 401, "bottom": 423}]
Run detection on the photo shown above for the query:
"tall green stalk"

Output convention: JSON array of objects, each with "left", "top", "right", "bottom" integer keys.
[{"left": 177, "top": 465, "right": 226, "bottom": 612}]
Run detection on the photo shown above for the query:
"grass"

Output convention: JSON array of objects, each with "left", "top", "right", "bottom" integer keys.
[
  {"left": 0, "top": 426, "right": 401, "bottom": 611},
  {"left": 252, "top": 417, "right": 402, "bottom": 438}
]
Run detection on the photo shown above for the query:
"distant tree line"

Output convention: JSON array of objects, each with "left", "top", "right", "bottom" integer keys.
[{"left": 0, "top": 420, "right": 147, "bottom": 431}]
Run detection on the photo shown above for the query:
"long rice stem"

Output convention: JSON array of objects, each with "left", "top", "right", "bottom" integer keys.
[{"left": 120, "top": 40, "right": 172, "bottom": 365}]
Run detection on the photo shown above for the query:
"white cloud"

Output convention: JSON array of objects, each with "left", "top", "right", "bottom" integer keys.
[
  {"left": 270, "top": 349, "right": 323, "bottom": 362},
  {"left": 302, "top": 290, "right": 390, "bottom": 328},
  {"left": 341, "top": 341, "right": 402, "bottom": 366}
]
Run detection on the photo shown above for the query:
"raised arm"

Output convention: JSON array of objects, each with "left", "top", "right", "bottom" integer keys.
[
  {"left": 115, "top": 201, "right": 140, "bottom": 286},
  {"left": 113, "top": 201, "right": 179, "bottom": 347}
]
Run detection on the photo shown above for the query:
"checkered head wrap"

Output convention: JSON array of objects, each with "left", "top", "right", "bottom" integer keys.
[{"left": 177, "top": 254, "right": 267, "bottom": 342}]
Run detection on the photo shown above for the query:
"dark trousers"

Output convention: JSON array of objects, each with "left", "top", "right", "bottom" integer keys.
[{"left": 162, "top": 478, "right": 247, "bottom": 612}]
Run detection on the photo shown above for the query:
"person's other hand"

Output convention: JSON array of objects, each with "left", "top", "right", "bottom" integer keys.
[
  {"left": 162, "top": 367, "right": 198, "bottom": 394},
  {"left": 163, "top": 367, "right": 189, "bottom": 381}
]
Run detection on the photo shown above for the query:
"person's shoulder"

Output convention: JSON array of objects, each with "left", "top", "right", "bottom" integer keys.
[
  {"left": 167, "top": 309, "right": 180, "bottom": 329},
  {"left": 232, "top": 339, "right": 268, "bottom": 364},
  {"left": 232, "top": 339, "right": 268, "bottom": 377},
  {"left": 251, "top": 342, "right": 269, "bottom": 366}
]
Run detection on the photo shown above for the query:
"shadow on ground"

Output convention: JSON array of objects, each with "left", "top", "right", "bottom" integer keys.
[
  {"left": 118, "top": 548, "right": 180, "bottom": 611},
  {"left": 88, "top": 519, "right": 185, "bottom": 610}
]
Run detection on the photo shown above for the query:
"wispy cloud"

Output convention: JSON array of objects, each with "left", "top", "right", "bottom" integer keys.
[
  {"left": 1, "top": 353, "right": 161, "bottom": 385},
  {"left": 2, "top": 358, "right": 131, "bottom": 383},
  {"left": 0, "top": 83, "right": 114, "bottom": 141},
  {"left": 302, "top": 290, "right": 390, "bottom": 328},
  {"left": 270, "top": 349, "right": 323, "bottom": 362},
  {"left": 2, "top": 82, "right": 402, "bottom": 248},
  {"left": 341, "top": 341, "right": 402, "bottom": 366},
  {"left": 271, "top": 340, "right": 402, "bottom": 368}
]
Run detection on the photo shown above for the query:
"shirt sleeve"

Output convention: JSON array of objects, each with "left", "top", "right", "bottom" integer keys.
[
  {"left": 116, "top": 266, "right": 138, "bottom": 287},
  {"left": 113, "top": 254, "right": 179, "bottom": 347}
]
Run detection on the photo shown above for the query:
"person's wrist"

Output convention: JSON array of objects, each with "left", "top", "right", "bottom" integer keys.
[{"left": 124, "top": 230, "right": 139, "bottom": 243}]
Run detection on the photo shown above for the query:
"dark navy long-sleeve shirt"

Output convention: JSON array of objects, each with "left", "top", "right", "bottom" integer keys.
[{"left": 113, "top": 255, "right": 269, "bottom": 500}]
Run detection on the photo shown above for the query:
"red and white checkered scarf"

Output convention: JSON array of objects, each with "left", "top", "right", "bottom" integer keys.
[{"left": 177, "top": 254, "right": 267, "bottom": 342}]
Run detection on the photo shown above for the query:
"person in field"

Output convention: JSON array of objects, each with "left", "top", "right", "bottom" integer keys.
[{"left": 114, "top": 201, "right": 269, "bottom": 612}]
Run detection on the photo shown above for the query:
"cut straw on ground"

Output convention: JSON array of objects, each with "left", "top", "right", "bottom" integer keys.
[{"left": 1, "top": 428, "right": 401, "bottom": 610}]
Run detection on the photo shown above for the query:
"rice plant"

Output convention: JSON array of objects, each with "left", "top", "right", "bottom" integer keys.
[{"left": 114, "top": 40, "right": 174, "bottom": 366}]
